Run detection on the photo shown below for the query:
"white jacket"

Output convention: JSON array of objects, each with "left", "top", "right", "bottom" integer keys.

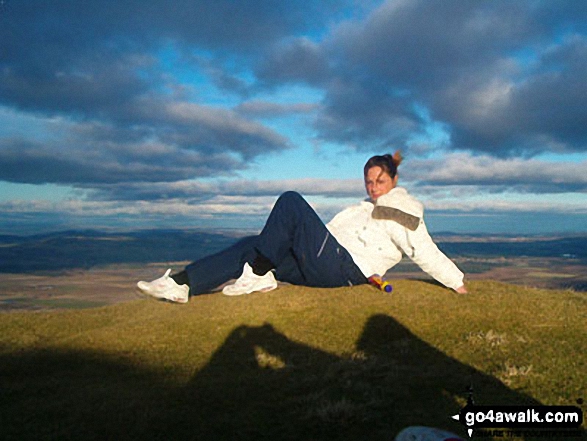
[{"left": 326, "top": 187, "right": 464, "bottom": 290}]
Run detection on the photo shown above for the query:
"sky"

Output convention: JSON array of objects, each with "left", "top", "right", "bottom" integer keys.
[{"left": 1, "top": 0, "right": 586, "bottom": 235}]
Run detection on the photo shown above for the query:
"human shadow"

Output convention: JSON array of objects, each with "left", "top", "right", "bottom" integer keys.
[
  {"left": 172, "top": 315, "right": 564, "bottom": 440},
  {"left": 2, "top": 316, "right": 583, "bottom": 440}
]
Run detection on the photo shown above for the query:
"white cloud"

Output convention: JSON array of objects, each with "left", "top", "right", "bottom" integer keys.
[{"left": 407, "top": 153, "right": 587, "bottom": 191}]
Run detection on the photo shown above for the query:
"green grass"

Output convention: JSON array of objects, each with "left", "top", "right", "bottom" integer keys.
[
  {"left": 2, "top": 297, "right": 109, "bottom": 311},
  {"left": 1, "top": 280, "right": 585, "bottom": 440}
]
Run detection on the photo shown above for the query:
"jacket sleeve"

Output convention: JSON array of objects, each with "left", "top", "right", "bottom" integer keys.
[{"left": 390, "top": 219, "right": 465, "bottom": 290}]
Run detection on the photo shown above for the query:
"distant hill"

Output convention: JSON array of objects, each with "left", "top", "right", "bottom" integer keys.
[
  {"left": 0, "top": 229, "right": 586, "bottom": 273},
  {"left": 0, "top": 229, "right": 241, "bottom": 272},
  {"left": 436, "top": 235, "right": 587, "bottom": 260}
]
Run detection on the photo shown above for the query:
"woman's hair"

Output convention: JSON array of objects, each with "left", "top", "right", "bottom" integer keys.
[{"left": 363, "top": 151, "right": 403, "bottom": 178}]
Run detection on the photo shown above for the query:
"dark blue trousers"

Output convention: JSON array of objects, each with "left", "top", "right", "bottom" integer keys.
[{"left": 185, "top": 191, "right": 367, "bottom": 295}]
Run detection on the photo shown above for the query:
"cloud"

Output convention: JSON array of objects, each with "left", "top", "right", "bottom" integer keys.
[
  {"left": 424, "top": 198, "right": 587, "bottom": 215},
  {"left": 0, "top": 102, "right": 290, "bottom": 186},
  {"left": 0, "top": 0, "right": 354, "bottom": 111},
  {"left": 406, "top": 153, "right": 587, "bottom": 193},
  {"left": 157, "top": 101, "right": 291, "bottom": 156},
  {"left": 0, "top": 137, "right": 224, "bottom": 184},
  {"left": 73, "top": 151, "right": 587, "bottom": 207},
  {"left": 4, "top": 1, "right": 586, "bottom": 166},
  {"left": 257, "top": 0, "right": 587, "bottom": 155},
  {"left": 1, "top": 1, "right": 334, "bottom": 189},
  {"left": 438, "top": 35, "right": 587, "bottom": 154},
  {"left": 257, "top": 37, "right": 332, "bottom": 86},
  {"left": 1, "top": 0, "right": 350, "bottom": 59},
  {"left": 190, "top": 56, "right": 253, "bottom": 98},
  {"left": 85, "top": 178, "right": 364, "bottom": 202},
  {"left": 235, "top": 100, "right": 319, "bottom": 118},
  {"left": 2, "top": 180, "right": 585, "bottom": 234}
]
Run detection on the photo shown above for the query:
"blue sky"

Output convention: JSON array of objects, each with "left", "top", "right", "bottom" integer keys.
[{"left": 1, "top": 0, "right": 586, "bottom": 235}]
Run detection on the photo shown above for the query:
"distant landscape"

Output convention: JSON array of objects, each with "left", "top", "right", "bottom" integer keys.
[
  {"left": 0, "top": 229, "right": 243, "bottom": 273},
  {"left": 1, "top": 229, "right": 586, "bottom": 312},
  {"left": 1, "top": 229, "right": 586, "bottom": 273},
  {"left": 391, "top": 233, "right": 587, "bottom": 292}
]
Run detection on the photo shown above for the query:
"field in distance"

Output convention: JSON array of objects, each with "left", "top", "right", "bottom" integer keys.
[{"left": 1, "top": 230, "right": 586, "bottom": 311}]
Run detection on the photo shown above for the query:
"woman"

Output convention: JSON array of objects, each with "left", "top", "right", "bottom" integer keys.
[{"left": 137, "top": 152, "right": 467, "bottom": 303}]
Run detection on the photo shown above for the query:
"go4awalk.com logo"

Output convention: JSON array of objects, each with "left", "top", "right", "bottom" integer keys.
[{"left": 452, "top": 402, "right": 584, "bottom": 438}]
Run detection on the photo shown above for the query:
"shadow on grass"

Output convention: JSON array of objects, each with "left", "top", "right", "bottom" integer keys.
[{"left": 1, "top": 315, "right": 583, "bottom": 440}]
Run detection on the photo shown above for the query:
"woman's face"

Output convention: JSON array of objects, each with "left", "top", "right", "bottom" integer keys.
[{"left": 364, "top": 166, "right": 397, "bottom": 201}]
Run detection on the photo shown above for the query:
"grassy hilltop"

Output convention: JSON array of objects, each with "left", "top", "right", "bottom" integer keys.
[{"left": 1, "top": 280, "right": 585, "bottom": 440}]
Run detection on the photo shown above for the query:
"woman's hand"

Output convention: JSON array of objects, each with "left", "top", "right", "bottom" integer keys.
[{"left": 455, "top": 285, "right": 468, "bottom": 294}]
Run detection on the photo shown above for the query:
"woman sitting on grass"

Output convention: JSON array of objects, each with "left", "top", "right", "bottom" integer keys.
[{"left": 137, "top": 152, "right": 467, "bottom": 303}]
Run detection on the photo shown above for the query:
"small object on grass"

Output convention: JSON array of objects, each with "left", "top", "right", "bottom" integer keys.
[{"left": 368, "top": 274, "right": 393, "bottom": 292}]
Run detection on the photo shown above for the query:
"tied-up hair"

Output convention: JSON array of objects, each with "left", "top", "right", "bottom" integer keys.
[{"left": 363, "top": 151, "right": 403, "bottom": 179}]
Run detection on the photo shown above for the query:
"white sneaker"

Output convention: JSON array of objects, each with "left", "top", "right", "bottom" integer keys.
[
  {"left": 222, "top": 263, "right": 278, "bottom": 296},
  {"left": 137, "top": 269, "right": 189, "bottom": 304}
]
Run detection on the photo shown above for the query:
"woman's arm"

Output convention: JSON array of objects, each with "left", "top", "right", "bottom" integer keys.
[{"left": 390, "top": 219, "right": 466, "bottom": 292}]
